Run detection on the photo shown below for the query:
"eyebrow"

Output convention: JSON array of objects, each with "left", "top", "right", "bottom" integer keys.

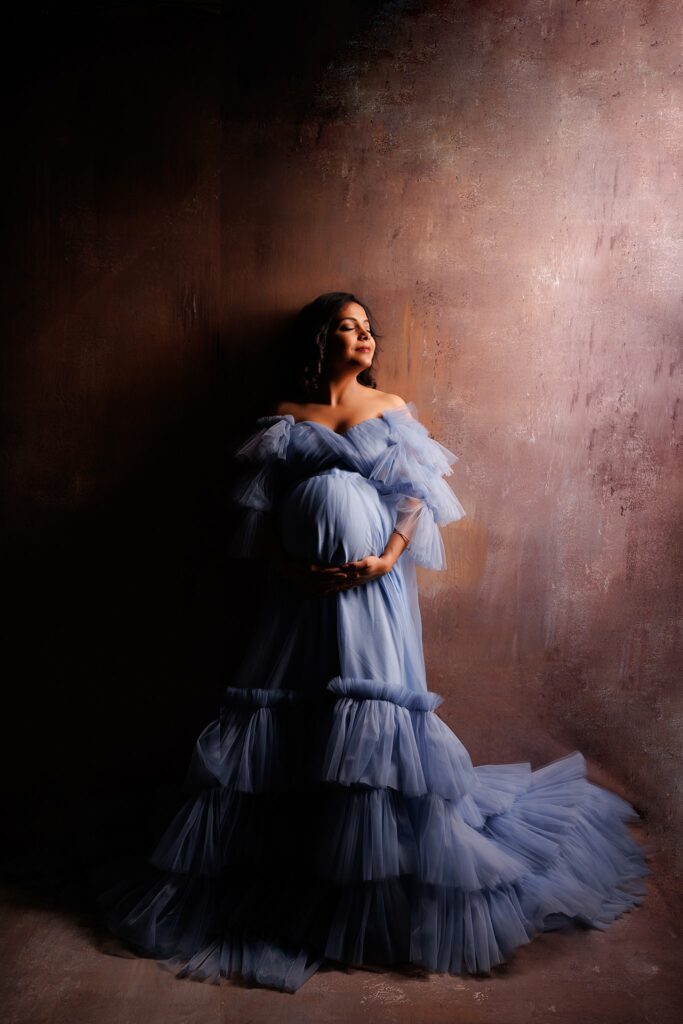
[{"left": 341, "top": 316, "right": 371, "bottom": 325}]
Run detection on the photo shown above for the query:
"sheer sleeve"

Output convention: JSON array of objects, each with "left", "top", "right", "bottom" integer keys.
[
  {"left": 369, "top": 402, "right": 466, "bottom": 570},
  {"left": 227, "top": 413, "right": 294, "bottom": 559}
]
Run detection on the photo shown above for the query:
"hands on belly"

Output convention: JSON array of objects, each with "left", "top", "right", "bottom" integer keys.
[
  {"left": 275, "top": 553, "right": 390, "bottom": 595},
  {"left": 268, "top": 530, "right": 408, "bottom": 596},
  {"left": 264, "top": 502, "right": 409, "bottom": 595}
]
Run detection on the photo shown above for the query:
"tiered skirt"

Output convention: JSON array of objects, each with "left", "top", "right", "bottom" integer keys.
[{"left": 92, "top": 675, "right": 652, "bottom": 992}]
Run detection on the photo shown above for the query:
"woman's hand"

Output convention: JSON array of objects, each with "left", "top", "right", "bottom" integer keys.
[
  {"left": 275, "top": 556, "right": 391, "bottom": 595},
  {"left": 265, "top": 515, "right": 408, "bottom": 596},
  {"left": 334, "top": 529, "right": 407, "bottom": 592},
  {"left": 331, "top": 554, "right": 393, "bottom": 592}
]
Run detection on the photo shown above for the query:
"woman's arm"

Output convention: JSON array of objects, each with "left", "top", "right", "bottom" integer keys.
[
  {"left": 382, "top": 528, "right": 409, "bottom": 567},
  {"left": 261, "top": 510, "right": 408, "bottom": 595},
  {"left": 328, "top": 530, "right": 408, "bottom": 592},
  {"left": 261, "top": 509, "right": 368, "bottom": 595}
]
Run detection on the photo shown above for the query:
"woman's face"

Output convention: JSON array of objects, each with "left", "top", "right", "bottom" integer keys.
[{"left": 326, "top": 301, "right": 375, "bottom": 371}]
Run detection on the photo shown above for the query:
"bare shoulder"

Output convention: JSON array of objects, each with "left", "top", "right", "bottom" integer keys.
[
  {"left": 272, "top": 399, "right": 298, "bottom": 416},
  {"left": 375, "top": 391, "right": 409, "bottom": 412}
]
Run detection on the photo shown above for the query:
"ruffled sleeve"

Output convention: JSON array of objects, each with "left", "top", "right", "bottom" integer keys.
[
  {"left": 227, "top": 413, "right": 294, "bottom": 558},
  {"left": 369, "top": 402, "right": 466, "bottom": 570}
]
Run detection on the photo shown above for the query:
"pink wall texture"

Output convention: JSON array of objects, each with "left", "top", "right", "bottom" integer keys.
[
  {"left": 3, "top": 2, "right": 680, "bottom": 894},
  {"left": 226, "top": 0, "right": 683, "bottom": 887}
]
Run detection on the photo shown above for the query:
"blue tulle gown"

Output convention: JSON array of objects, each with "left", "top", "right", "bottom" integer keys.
[{"left": 94, "top": 401, "right": 651, "bottom": 992}]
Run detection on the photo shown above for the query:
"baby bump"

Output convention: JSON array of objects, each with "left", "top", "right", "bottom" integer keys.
[{"left": 275, "top": 468, "right": 394, "bottom": 566}]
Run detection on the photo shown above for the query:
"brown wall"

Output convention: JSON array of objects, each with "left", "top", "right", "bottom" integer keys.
[{"left": 2, "top": 2, "right": 680, "bottom": 890}]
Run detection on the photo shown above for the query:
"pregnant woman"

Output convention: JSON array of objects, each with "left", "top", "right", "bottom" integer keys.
[{"left": 95, "top": 292, "right": 651, "bottom": 993}]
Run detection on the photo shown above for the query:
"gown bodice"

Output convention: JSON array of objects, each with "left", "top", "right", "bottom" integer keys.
[{"left": 229, "top": 401, "right": 467, "bottom": 570}]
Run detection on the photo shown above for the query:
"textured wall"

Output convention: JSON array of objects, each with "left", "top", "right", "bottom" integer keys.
[
  {"left": 2, "top": 1, "right": 680, "bottom": 888},
  {"left": 220, "top": 0, "right": 683, "bottom": 881}
]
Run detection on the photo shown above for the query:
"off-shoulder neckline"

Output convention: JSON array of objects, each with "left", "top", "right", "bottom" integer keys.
[{"left": 273, "top": 401, "right": 415, "bottom": 439}]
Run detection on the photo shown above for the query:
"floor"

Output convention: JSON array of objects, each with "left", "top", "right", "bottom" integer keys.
[{"left": 0, "top": 822, "right": 679, "bottom": 1024}]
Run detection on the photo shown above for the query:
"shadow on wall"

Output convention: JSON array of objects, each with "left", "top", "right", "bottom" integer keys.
[
  {"left": 0, "top": 311, "right": 295, "bottom": 911},
  {"left": 1, "top": 0, "right": 393, "bottom": 913}
]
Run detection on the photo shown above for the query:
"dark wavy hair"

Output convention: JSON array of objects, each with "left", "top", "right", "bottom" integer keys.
[{"left": 275, "top": 292, "right": 383, "bottom": 403}]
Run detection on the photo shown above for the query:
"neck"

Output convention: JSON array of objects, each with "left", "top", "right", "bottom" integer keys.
[{"left": 312, "top": 372, "right": 367, "bottom": 408}]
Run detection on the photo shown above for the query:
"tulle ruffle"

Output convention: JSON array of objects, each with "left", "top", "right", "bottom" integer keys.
[
  {"left": 94, "top": 675, "right": 652, "bottom": 993},
  {"left": 226, "top": 402, "right": 467, "bottom": 568},
  {"left": 232, "top": 414, "right": 293, "bottom": 512},
  {"left": 321, "top": 675, "right": 476, "bottom": 800},
  {"left": 228, "top": 414, "right": 295, "bottom": 558},
  {"left": 370, "top": 403, "right": 466, "bottom": 570}
]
